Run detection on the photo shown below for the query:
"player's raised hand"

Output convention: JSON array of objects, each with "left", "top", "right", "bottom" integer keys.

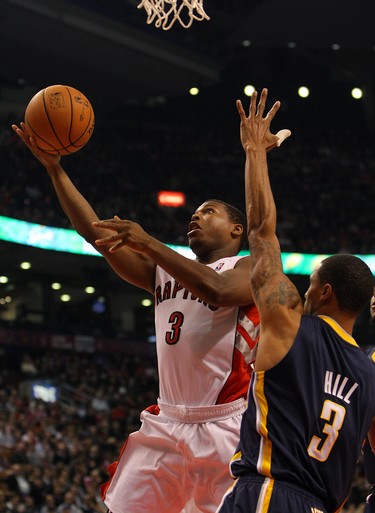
[
  {"left": 12, "top": 122, "right": 61, "bottom": 169},
  {"left": 236, "top": 88, "right": 291, "bottom": 153}
]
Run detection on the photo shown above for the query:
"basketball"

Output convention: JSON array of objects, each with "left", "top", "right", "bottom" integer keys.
[{"left": 24, "top": 85, "right": 95, "bottom": 156}]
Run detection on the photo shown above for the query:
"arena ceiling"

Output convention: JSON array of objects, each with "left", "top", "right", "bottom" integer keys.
[{"left": 1, "top": 0, "right": 375, "bottom": 118}]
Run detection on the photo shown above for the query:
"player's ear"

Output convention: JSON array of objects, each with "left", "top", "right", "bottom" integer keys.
[
  {"left": 321, "top": 283, "right": 333, "bottom": 301},
  {"left": 232, "top": 224, "right": 243, "bottom": 238}
]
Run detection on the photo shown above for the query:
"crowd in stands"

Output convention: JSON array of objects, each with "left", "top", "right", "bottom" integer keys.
[
  {"left": 0, "top": 345, "right": 372, "bottom": 513},
  {"left": 0, "top": 347, "right": 159, "bottom": 513}
]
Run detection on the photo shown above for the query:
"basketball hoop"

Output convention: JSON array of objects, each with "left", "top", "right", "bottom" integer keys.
[{"left": 137, "top": 0, "right": 210, "bottom": 30}]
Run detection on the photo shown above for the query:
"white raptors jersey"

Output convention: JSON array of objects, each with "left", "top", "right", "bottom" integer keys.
[{"left": 154, "top": 256, "right": 260, "bottom": 407}]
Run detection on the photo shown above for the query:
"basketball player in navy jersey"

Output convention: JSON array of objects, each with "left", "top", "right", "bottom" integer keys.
[
  {"left": 12, "top": 120, "right": 289, "bottom": 513},
  {"left": 216, "top": 89, "right": 375, "bottom": 513},
  {"left": 364, "top": 289, "right": 375, "bottom": 513}
]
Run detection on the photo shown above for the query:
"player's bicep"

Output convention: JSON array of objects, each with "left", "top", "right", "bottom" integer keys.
[
  {"left": 249, "top": 235, "right": 303, "bottom": 370},
  {"left": 216, "top": 257, "right": 253, "bottom": 306},
  {"left": 253, "top": 277, "right": 302, "bottom": 371}
]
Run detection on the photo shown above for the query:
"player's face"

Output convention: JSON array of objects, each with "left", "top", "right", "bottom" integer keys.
[
  {"left": 187, "top": 201, "right": 236, "bottom": 252},
  {"left": 370, "top": 289, "right": 375, "bottom": 324},
  {"left": 304, "top": 266, "right": 323, "bottom": 314}
]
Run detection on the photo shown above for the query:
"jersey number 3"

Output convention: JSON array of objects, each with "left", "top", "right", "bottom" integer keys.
[
  {"left": 165, "top": 311, "right": 184, "bottom": 344},
  {"left": 307, "top": 400, "right": 346, "bottom": 462}
]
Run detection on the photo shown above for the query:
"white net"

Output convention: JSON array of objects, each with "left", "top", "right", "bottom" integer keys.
[{"left": 137, "top": 0, "right": 210, "bottom": 30}]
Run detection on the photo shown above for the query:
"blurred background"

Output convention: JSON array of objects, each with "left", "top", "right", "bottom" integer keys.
[{"left": 0, "top": 0, "right": 374, "bottom": 511}]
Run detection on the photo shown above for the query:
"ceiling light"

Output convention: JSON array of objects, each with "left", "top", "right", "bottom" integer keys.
[
  {"left": 298, "top": 86, "right": 310, "bottom": 98},
  {"left": 351, "top": 87, "right": 363, "bottom": 99},
  {"left": 244, "top": 85, "right": 255, "bottom": 97}
]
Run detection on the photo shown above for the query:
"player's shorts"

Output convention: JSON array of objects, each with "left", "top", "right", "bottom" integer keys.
[
  {"left": 216, "top": 475, "right": 327, "bottom": 513},
  {"left": 103, "top": 398, "right": 246, "bottom": 513}
]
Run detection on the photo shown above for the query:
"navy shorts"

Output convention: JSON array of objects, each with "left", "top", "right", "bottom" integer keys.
[{"left": 218, "top": 476, "right": 327, "bottom": 513}]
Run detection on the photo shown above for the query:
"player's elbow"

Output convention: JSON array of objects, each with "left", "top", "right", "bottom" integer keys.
[{"left": 248, "top": 220, "right": 274, "bottom": 239}]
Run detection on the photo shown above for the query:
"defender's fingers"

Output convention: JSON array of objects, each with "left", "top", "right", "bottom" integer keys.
[
  {"left": 236, "top": 99, "right": 246, "bottom": 120},
  {"left": 265, "top": 101, "right": 281, "bottom": 123},
  {"left": 249, "top": 90, "right": 258, "bottom": 117},
  {"left": 256, "top": 88, "right": 268, "bottom": 117}
]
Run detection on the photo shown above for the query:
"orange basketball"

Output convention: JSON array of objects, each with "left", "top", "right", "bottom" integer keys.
[{"left": 24, "top": 85, "right": 95, "bottom": 156}]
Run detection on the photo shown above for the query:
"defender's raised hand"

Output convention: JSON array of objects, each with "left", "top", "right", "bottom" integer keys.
[{"left": 236, "top": 88, "right": 291, "bottom": 153}]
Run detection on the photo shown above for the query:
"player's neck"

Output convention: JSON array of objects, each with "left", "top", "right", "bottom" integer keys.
[
  {"left": 195, "top": 248, "right": 239, "bottom": 265},
  {"left": 317, "top": 310, "right": 355, "bottom": 337}
]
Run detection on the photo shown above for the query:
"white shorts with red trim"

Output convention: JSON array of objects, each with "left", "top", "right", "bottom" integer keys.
[{"left": 104, "top": 398, "right": 246, "bottom": 513}]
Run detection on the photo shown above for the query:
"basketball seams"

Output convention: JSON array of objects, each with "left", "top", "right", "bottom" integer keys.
[
  {"left": 66, "top": 86, "right": 76, "bottom": 149},
  {"left": 24, "top": 114, "right": 60, "bottom": 156},
  {"left": 65, "top": 85, "right": 93, "bottom": 149},
  {"left": 72, "top": 105, "right": 94, "bottom": 146},
  {"left": 42, "top": 88, "right": 68, "bottom": 153},
  {"left": 69, "top": 90, "right": 93, "bottom": 147}
]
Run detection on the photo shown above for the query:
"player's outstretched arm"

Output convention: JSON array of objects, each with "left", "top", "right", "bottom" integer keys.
[
  {"left": 238, "top": 89, "right": 302, "bottom": 370},
  {"left": 12, "top": 123, "right": 156, "bottom": 292},
  {"left": 94, "top": 216, "right": 253, "bottom": 307}
]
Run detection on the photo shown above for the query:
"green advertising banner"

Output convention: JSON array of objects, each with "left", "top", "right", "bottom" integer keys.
[{"left": 1, "top": 215, "right": 374, "bottom": 275}]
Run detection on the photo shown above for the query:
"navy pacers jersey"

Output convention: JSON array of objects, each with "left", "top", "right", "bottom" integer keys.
[{"left": 231, "top": 315, "right": 375, "bottom": 513}]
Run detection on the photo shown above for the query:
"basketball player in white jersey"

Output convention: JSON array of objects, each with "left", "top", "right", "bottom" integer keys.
[{"left": 12, "top": 122, "right": 289, "bottom": 513}]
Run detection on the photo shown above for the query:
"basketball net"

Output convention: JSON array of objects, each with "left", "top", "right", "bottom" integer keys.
[{"left": 137, "top": 0, "right": 210, "bottom": 30}]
